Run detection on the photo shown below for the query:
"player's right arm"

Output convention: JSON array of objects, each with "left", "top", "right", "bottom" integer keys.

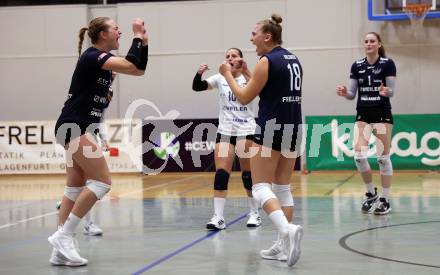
[
  {"left": 102, "top": 18, "right": 148, "bottom": 76},
  {"left": 336, "top": 79, "right": 357, "bottom": 100},
  {"left": 336, "top": 62, "right": 358, "bottom": 100},
  {"left": 102, "top": 57, "right": 144, "bottom": 75},
  {"left": 192, "top": 64, "right": 213, "bottom": 91}
]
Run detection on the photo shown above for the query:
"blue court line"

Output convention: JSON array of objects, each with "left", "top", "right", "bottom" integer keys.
[
  {"left": 132, "top": 212, "right": 248, "bottom": 275},
  {"left": 0, "top": 235, "right": 47, "bottom": 254}
]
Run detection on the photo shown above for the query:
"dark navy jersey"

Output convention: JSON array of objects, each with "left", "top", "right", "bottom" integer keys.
[
  {"left": 257, "top": 46, "right": 303, "bottom": 130},
  {"left": 57, "top": 47, "right": 113, "bottom": 127},
  {"left": 350, "top": 57, "right": 396, "bottom": 110}
]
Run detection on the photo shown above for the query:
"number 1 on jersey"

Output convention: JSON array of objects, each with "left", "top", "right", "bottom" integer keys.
[{"left": 287, "top": 63, "right": 301, "bottom": 91}]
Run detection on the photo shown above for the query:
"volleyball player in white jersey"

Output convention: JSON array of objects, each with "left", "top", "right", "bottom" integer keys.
[{"left": 192, "top": 48, "right": 261, "bottom": 230}]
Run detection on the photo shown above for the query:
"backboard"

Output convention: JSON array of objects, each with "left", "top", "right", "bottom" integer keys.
[{"left": 368, "top": 0, "right": 440, "bottom": 20}]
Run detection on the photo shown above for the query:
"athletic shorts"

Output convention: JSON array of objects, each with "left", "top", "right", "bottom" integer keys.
[
  {"left": 356, "top": 107, "right": 393, "bottom": 124},
  {"left": 252, "top": 126, "right": 300, "bottom": 152},
  {"left": 215, "top": 133, "right": 254, "bottom": 146},
  {"left": 55, "top": 121, "right": 98, "bottom": 146}
]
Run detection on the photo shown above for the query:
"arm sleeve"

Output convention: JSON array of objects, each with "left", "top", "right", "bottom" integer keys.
[
  {"left": 384, "top": 76, "right": 396, "bottom": 97},
  {"left": 346, "top": 79, "right": 358, "bottom": 100},
  {"left": 382, "top": 59, "right": 396, "bottom": 97},
  {"left": 125, "top": 38, "right": 144, "bottom": 70},
  {"left": 192, "top": 73, "right": 208, "bottom": 91},
  {"left": 139, "top": 45, "right": 148, "bottom": 70}
]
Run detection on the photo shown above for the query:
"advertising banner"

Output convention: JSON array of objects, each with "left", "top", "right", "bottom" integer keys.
[
  {"left": 0, "top": 119, "right": 142, "bottom": 174},
  {"left": 142, "top": 119, "right": 218, "bottom": 173},
  {"left": 306, "top": 114, "right": 440, "bottom": 170}
]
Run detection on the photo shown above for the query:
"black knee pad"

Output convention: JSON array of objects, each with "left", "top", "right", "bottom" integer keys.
[
  {"left": 214, "top": 169, "right": 230, "bottom": 190},
  {"left": 242, "top": 171, "right": 252, "bottom": 191}
]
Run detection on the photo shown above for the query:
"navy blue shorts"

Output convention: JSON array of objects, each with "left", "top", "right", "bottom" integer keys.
[
  {"left": 215, "top": 133, "right": 254, "bottom": 146},
  {"left": 253, "top": 126, "right": 300, "bottom": 152},
  {"left": 55, "top": 121, "right": 98, "bottom": 146}
]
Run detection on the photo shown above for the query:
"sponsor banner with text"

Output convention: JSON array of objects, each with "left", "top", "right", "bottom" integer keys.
[
  {"left": 141, "top": 118, "right": 302, "bottom": 173},
  {"left": 142, "top": 119, "right": 218, "bottom": 173},
  {"left": 0, "top": 119, "right": 142, "bottom": 174},
  {"left": 306, "top": 114, "right": 440, "bottom": 170}
]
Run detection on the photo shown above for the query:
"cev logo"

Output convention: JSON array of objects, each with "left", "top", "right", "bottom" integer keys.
[{"left": 153, "top": 132, "right": 180, "bottom": 160}]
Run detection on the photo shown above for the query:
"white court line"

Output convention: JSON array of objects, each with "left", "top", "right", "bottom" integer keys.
[
  {"left": 0, "top": 211, "right": 59, "bottom": 229},
  {"left": 0, "top": 174, "right": 202, "bottom": 230}
]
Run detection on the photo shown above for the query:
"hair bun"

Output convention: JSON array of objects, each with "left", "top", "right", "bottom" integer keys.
[{"left": 271, "top": 14, "right": 282, "bottom": 24}]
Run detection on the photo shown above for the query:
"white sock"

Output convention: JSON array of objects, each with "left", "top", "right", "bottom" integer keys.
[
  {"left": 268, "top": 210, "right": 289, "bottom": 237},
  {"left": 248, "top": 197, "right": 259, "bottom": 213},
  {"left": 62, "top": 213, "right": 81, "bottom": 234},
  {"left": 214, "top": 197, "right": 226, "bottom": 218},
  {"left": 365, "top": 182, "right": 375, "bottom": 194},
  {"left": 84, "top": 211, "right": 92, "bottom": 224},
  {"left": 382, "top": 187, "right": 390, "bottom": 200}
]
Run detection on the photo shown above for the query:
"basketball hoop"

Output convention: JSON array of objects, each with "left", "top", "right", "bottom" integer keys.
[{"left": 403, "top": 3, "right": 431, "bottom": 29}]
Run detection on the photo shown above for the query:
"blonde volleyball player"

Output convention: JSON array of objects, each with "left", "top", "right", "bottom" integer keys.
[
  {"left": 49, "top": 17, "right": 148, "bottom": 266},
  {"left": 54, "top": 73, "right": 115, "bottom": 237},
  {"left": 219, "top": 14, "right": 303, "bottom": 267}
]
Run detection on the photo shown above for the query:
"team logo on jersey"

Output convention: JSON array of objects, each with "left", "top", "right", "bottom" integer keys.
[
  {"left": 97, "top": 52, "right": 107, "bottom": 61},
  {"left": 372, "top": 68, "right": 382, "bottom": 74},
  {"left": 94, "top": 95, "right": 108, "bottom": 104},
  {"left": 97, "top": 78, "right": 109, "bottom": 86},
  {"left": 153, "top": 132, "right": 180, "bottom": 160}
]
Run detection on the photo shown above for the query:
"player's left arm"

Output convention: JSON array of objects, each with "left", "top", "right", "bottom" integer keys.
[
  {"left": 379, "top": 77, "right": 396, "bottom": 97},
  {"left": 379, "top": 60, "right": 397, "bottom": 97}
]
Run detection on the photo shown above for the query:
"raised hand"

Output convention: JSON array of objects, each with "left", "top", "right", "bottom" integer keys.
[
  {"left": 336, "top": 85, "right": 348, "bottom": 97},
  {"left": 197, "top": 64, "right": 209, "bottom": 75},
  {"left": 219, "top": 61, "right": 232, "bottom": 76},
  {"left": 234, "top": 58, "right": 247, "bottom": 71},
  {"left": 236, "top": 58, "right": 251, "bottom": 80},
  {"left": 141, "top": 25, "right": 148, "bottom": 46},
  {"left": 132, "top": 18, "right": 145, "bottom": 38}
]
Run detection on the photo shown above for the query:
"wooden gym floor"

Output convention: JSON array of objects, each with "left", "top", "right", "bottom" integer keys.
[{"left": 0, "top": 171, "right": 439, "bottom": 274}]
